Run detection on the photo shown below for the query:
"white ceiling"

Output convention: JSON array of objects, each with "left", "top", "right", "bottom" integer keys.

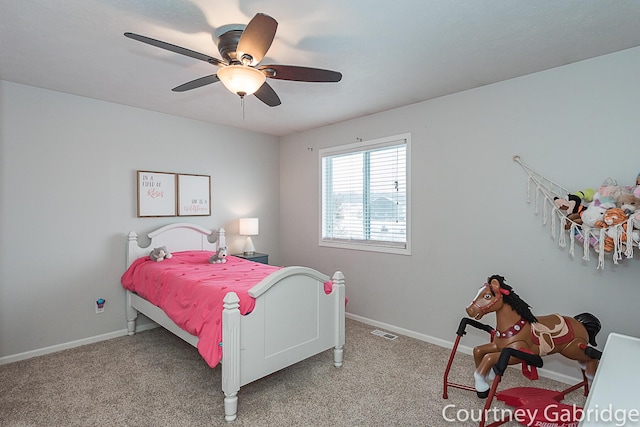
[{"left": 2, "top": 1, "right": 640, "bottom": 137}]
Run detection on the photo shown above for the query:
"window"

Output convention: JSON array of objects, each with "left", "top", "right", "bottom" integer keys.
[{"left": 320, "top": 133, "right": 410, "bottom": 255}]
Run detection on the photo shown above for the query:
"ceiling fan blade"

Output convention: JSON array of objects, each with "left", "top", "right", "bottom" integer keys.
[
  {"left": 236, "top": 13, "right": 278, "bottom": 65},
  {"left": 258, "top": 65, "right": 342, "bottom": 82},
  {"left": 172, "top": 74, "right": 220, "bottom": 92},
  {"left": 124, "top": 32, "right": 224, "bottom": 66},
  {"left": 254, "top": 82, "right": 281, "bottom": 107}
]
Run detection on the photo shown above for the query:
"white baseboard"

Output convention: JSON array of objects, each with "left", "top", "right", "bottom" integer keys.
[
  {"left": 0, "top": 323, "right": 158, "bottom": 365},
  {"left": 3, "top": 312, "right": 584, "bottom": 386},
  {"left": 346, "top": 312, "right": 583, "bottom": 385}
]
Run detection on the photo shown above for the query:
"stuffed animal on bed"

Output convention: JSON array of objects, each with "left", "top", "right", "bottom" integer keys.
[
  {"left": 209, "top": 246, "right": 228, "bottom": 264},
  {"left": 149, "top": 246, "right": 172, "bottom": 262}
]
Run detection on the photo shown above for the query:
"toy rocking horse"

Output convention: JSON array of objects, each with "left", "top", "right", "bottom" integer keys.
[{"left": 466, "top": 274, "right": 601, "bottom": 398}]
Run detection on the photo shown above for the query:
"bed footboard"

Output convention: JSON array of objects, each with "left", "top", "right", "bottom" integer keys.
[{"left": 221, "top": 269, "right": 346, "bottom": 422}]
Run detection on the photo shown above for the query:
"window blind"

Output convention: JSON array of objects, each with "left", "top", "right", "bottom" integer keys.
[{"left": 321, "top": 136, "right": 408, "bottom": 251}]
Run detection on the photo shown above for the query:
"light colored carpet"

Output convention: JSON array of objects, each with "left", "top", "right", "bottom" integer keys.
[{"left": 0, "top": 319, "right": 587, "bottom": 426}]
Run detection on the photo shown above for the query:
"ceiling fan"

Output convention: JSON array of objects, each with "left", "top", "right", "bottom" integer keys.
[{"left": 124, "top": 13, "right": 342, "bottom": 107}]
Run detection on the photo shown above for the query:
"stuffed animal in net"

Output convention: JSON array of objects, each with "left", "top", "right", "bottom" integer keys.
[
  {"left": 557, "top": 190, "right": 592, "bottom": 230},
  {"left": 564, "top": 211, "right": 583, "bottom": 230},
  {"left": 149, "top": 246, "right": 172, "bottom": 262},
  {"left": 554, "top": 194, "right": 583, "bottom": 215},
  {"left": 580, "top": 194, "right": 616, "bottom": 228},
  {"left": 633, "top": 172, "right": 640, "bottom": 198},
  {"left": 209, "top": 247, "right": 228, "bottom": 264},
  {"left": 595, "top": 208, "right": 629, "bottom": 252},
  {"left": 617, "top": 193, "right": 640, "bottom": 215},
  {"left": 575, "top": 194, "right": 616, "bottom": 247},
  {"left": 631, "top": 211, "right": 640, "bottom": 243},
  {"left": 633, "top": 210, "right": 640, "bottom": 230},
  {"left": 597, "top": 178, "right": 625, "bottom": 201},
  {"left": 574, "top": 188, "right": 595, "bottom": 203}
]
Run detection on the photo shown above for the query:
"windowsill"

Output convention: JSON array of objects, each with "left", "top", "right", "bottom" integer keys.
[{"left": 319, "top": 240, "right": 411, "bottom": 255}]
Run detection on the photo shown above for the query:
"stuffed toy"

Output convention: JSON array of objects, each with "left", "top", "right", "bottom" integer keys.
[
  {"left": 573, "top": 188, "right": 595, "bottom": 203},
  {"left": 616, "top": 193, "right": 640, "bottom": 215},
  {"left": 554, "top": 194, "right": 583, "bottom": 215},
  {"left": 560, "top": 190, "right": 594, "bottom": 230},
  {"left": 209, "top": 247, "right": 228, "bottom": 264},
  {"left": 622, "top": 173, "right": 640, "bottom": 199},
  {"left": 149, "top": 246, "right": 172, "bottom": 262},
  {"left": 630, "top": 211, "right": 640, "bottom": 249},
  {"left": 564, "top": 212, "right": 583, "bottom": 230},
  {"left": 633, "top": 210, "right": 640, "bottom": 230},
  {"left": 597, "top": 178, "right": 624, "bottom": 201},
  {"left": 595, "top": 208, "right": 628, "bottom": 252},
  {"left": 580, "top": 194, "right": 615, "bottom": 228},
  {"left": 629, "top": 210, "right": 640, "bottom": 239},
  {"left": 631, "top": 218, "right": 640, "bottom": 247}
]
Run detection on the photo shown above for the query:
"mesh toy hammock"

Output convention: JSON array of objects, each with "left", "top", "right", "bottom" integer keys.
[{"left": 514, "top": 155, "right": 637, "bottom": 269}]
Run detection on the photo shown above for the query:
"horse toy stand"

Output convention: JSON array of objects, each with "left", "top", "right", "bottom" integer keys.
[
  {"left": 443, "top": 318, "right": 601, "bottom": 427},
  {"left": 443, "top": 317, "right": 496, "bottom": 399},
  {"left": 483, "top": 347, "right": 590, "bottom": 427}
]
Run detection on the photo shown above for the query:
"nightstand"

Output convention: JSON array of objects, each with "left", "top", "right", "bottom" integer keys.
[{"left": 233, "top": 252, "right": 269, "bottom": 265}]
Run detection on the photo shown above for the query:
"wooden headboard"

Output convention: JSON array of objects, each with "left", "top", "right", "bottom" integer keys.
[{"left": 126, "top": 223, "right": 225, "bottom": 268}]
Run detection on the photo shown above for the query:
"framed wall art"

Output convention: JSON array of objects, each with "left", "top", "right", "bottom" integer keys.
[
  {"left": 177, "top": 173, "right": 211, "bottom": 216},
  {"left": 137, "top": 171, "right": 177, "bottom": 217}
]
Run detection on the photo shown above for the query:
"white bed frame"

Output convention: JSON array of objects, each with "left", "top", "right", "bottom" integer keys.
[{"left": 124, "top": 223, "right": 345, "bottom": 422}]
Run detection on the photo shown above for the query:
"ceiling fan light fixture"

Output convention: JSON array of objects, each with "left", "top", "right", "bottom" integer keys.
[{"left": 217, "top": 65, "right": 266, "bottom": 97}]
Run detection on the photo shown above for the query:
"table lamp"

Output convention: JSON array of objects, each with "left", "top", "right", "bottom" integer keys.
[{"left": 239, "top": 217, "right": 259, "bottom": 255}]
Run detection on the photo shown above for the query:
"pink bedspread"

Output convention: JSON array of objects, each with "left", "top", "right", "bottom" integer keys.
[{"left": 121, "top": 251, "right": 282, "bottom": 367}]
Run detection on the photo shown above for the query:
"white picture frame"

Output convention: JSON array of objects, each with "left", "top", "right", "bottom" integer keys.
[
  {"left": 137, "top": 171, "right": 177, "bottom": 217},
  {"left": 177, "top": 173, "right": 211, "bottom": 216}
]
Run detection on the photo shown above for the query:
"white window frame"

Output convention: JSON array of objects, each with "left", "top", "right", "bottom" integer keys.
[{"left": 319, "top": 133, "right": 411, "bottom": 255}]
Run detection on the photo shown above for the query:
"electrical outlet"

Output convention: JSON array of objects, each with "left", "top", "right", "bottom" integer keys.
[{"left": 95, "top": 298, "right": 105, "bottom": 314}]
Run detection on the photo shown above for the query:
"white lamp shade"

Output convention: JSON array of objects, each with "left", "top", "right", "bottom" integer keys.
[
  {"left": 239, "top": 218, "right": 259, "bottom": 236},
  {"left": 217, "top": 65, "right": 266, "bottom": 96}
]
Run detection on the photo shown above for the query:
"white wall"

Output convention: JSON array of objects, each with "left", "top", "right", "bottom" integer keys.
[
  {"left": 280, "top": 47, "right": 640, "bottom": 380},
  {"left": 0, "top": 81, "right": 280, "bottom": 359}
]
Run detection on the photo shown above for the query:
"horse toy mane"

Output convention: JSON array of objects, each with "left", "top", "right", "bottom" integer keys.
[{"left": 487, "top": 274, "right": 538, "bottom": 324}]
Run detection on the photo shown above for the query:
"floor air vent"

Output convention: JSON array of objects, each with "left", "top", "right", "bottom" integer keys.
[{"left": 371, "top": 329, "right": 398, "bottom": 340}]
